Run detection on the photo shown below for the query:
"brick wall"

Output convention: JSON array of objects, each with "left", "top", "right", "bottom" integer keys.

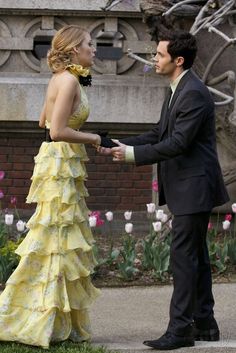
[{"left": 0, "top": 122, "right": 153, "bottom": 212}]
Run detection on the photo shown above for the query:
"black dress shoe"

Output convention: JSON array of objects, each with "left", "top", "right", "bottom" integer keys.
[{"left": 143, "top": 332, "right": 194, "bottom": 350}]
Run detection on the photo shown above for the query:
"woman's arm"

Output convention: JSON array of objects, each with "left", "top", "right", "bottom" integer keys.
[
  {"left": 50, "top": 75, "right": 100, "bottom": 145},
  {"left": 39, "top": 102, "right": 47, "bottom": 128}
]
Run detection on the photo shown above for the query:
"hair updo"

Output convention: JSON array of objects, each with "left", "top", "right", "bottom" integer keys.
[{"left": 47, "top": 25, "right": 87, "bottom": 73}]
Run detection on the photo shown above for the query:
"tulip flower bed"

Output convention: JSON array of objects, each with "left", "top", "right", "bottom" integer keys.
[
  {"left": 1, "top": 170, "right": 236, "bottom": 287},
  {"left": 90, "top": 207, "right": 236, "bottom": 287}
]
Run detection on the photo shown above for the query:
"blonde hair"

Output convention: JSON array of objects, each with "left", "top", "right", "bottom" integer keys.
[{"left": 47, "top": 25, "right": 87, "bottom": 73}]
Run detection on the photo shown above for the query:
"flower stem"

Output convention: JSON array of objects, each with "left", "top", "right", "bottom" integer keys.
[
  {"left": 216, "top": 211, "right": 219, "bottom": 234},
  {"left": 14, "top": 206, "right": 20, "bottom": 221},
  {"left": 109, "top": 222, "right": 113, "bottom": 257}
]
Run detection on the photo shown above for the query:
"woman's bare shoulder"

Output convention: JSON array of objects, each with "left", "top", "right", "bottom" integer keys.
[{"left": 54, "top": 70, "right": 78, "bottom": 88}]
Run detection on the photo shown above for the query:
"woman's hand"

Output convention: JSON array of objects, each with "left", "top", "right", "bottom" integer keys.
[{"left": 91, "top": 134, "right": 101, "bottom": 147}]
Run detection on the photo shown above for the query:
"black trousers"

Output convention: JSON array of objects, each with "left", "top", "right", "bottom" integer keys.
[{"left": 167, "top": 211, "right": 215, "bottom": 336}]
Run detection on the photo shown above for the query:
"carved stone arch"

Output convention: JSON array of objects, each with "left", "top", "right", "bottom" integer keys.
[
  {"left": 19, "top": 17, "right": 68, "bottom": 72},
  {"left": 88, "top": 18, "right": 139, "bottom": 74},
  {"left": 0, "top": 19, "right": 11, "bottom": 67}
]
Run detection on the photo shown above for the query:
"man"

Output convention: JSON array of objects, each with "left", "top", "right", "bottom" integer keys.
[{"left": 99, "top": 30, "right": 229, "bottom": 350}]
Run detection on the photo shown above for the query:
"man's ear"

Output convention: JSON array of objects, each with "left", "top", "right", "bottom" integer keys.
[{"left": 176, "top": 56, "right": 184, "bottom": 67}]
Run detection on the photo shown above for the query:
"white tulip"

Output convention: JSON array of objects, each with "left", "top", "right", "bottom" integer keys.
[
  {"left": 146, "top": 203, "right": 156, "bottom": 213},
  {"left": 161, "top": 213, "right": 168, "bottom": 223},
  {"left": 223, "top": 220, "right": 230, "bottom": 230},
  {"left": 124, "top": 211, "right": 132, "bottom": 220},
  {"left": 168, "top": 220, "right": 173, "bottom": 229},
  {"left": 232, "top": 203, "right": 236, "bottom": 213},
  {"left": 152, "top": 221, "right": 162, "bottom": 232},
  {"left": 89, "top": 216, "right": 97, "bottom": 228},
  {"left": 5, "top": 214, "right": 14, "bottom": 226},
  {"left": 16, "top": 220, "right": 25, "bottom": 232},
  {"left": 125, "top": 223, "right": 133, "bottom": 234},
  {"left": 105, "top": 211, "right": 113, "bottom": 222},
  {"left": 156, "top": 209, "right": 164, "bottom": 220}
]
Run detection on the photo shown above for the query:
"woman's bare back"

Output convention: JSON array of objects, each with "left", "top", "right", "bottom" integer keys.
[{"left": 45, "top": 71, "right": 81, "bottom": 124}]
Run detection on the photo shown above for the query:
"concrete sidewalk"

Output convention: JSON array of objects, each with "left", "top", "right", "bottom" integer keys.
[{"left": 91, "top": 283, "right": 236, "bottom": 353}]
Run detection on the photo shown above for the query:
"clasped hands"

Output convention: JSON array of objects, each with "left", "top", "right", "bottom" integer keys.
[{"left": 96, "top": 139, "right": 127, "bottom": 162}]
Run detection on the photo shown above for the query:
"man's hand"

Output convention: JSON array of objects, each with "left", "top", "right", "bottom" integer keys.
[
  {"left": 96, "top": 146, "right": 112, "bottom": 155},
  {"left": 111, "top": 140, "right": 127, "bottom": 161}
]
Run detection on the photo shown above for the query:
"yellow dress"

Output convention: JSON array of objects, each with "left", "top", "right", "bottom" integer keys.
[{"left": 0, "top": 83, "right": 100, "bottom": 348}]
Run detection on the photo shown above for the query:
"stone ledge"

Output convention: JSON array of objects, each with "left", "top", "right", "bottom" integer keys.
[
  {"left": 0, "top": 0, "right": 141, "bottom": 14},
  {"left": 0, "top": 76, "right": 166, "bottom": 124},
  {"left": 0, "top": 121, "right": 155, "bottom": 137}
]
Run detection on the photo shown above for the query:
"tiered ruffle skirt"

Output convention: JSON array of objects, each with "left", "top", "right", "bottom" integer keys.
[{"left": 0, "top": 142, "right": 100, "bottom": 348}]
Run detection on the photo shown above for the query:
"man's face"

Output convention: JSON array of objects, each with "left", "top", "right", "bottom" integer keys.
[{"left": 153, "top": 41, "right": 177, "bottom": 76}]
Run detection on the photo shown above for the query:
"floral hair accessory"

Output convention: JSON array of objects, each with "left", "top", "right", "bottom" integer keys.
[
  {"left": 65, "top": 64, "right": 90, "bottom": 77},
  {"left": 65, "top": 64, "right": 92, "bottom": 86}
]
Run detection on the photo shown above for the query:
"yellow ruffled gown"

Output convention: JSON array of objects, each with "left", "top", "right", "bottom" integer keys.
[{"left": 0, "top": 83, "right": 100, "bottom": 348}]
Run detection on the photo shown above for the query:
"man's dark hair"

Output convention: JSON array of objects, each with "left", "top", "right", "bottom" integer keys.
[{"left": 157, "top": 30, "right": 197, "bottom": 70}]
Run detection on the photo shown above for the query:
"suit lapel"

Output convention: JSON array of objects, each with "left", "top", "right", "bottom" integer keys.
[{"left": 159, "top": 70, "right": 193, "bottom": 140}]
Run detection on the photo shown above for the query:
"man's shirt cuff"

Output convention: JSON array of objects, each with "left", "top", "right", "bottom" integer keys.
[{"left": 125, "top": 145, "right": 135, "bottom": 162}]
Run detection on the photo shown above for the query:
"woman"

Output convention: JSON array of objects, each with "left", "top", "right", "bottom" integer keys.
[{"left": 0, "top": 25, "right": 101, "bottom": 348}]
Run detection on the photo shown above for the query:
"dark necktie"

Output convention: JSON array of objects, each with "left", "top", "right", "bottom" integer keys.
[
  {"left": 162, "top": 87, "right": 172, "bottom": 117},
  {"left": 160, "top": 87, "right": 172, "bottom": 138},
  {"left": 166, "top": 86, "right": 172, "bottom": 108}
]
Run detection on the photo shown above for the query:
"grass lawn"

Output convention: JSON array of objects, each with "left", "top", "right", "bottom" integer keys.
[{"left": 0, "top": 341, "right": 111, "bottom": 353}]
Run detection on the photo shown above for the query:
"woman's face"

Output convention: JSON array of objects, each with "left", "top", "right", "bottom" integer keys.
[{"left": 74, "top": 32, "right": 96, "bottom": 67}]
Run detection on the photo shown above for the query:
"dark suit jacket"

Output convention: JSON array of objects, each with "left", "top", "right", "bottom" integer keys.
[{"left": 121, "top": 70, "right": 229, "bottom": 216}]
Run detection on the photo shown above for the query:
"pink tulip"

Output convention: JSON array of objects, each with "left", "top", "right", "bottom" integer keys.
[
  {"left": 208, "top": 222, "right": 213, "bottom": 230},
  {"left": 225, "top": 214, "right": 232, "bottom": 221},
  {"left": 96, "top": 218, "right": 105, "bottom": 226},
  {"left": 152, "top": 180, "right": 159, "bottom": 192},
  {"left": 0, "top": 189, "right": 4, "bottom": 199},
  {"left": 0, "top": 171, "right": 5, "bottom": 180},
  {"left": 10, "top": 196, "right": 17, "bottom": 206}
]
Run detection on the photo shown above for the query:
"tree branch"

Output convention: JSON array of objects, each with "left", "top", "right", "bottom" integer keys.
[
  {"left": 207, "top": 71, "right": 235, "bottom": 87},
  {"left": 191, "top": 0, "right": 235, "bottom": 35},
  {"left": 127, "top": 49, "right": 155, "bottom": 67},
  {"left": 206, "top": 25, "right": 236, "bottom": 43},
  {"left": 208, "top": 86, "right": 234, "bottom": 106},
  {"left": 163, "top": 0, "right": 201, "bottom": 17},
  {"left": 202, "top": 41, "right": 233, "bottom": 83},
  {"left": 190, "top": 0, "right": 212, "bottom": 34},
  {"left": 101, "top": 0, "right": 124, "bottom": 11}
]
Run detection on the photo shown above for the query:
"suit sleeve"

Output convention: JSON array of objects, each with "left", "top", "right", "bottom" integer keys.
[
  {"left": 120, "top": 123, "right": 160, "bottom": 146},
  {"left": 134, "top": 90, "right": 208, "bottom": 166}
]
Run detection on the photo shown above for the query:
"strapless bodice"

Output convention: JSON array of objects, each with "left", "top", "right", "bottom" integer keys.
[{"left": 46, "top": 84, "right": 89, "bottom": 130}]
